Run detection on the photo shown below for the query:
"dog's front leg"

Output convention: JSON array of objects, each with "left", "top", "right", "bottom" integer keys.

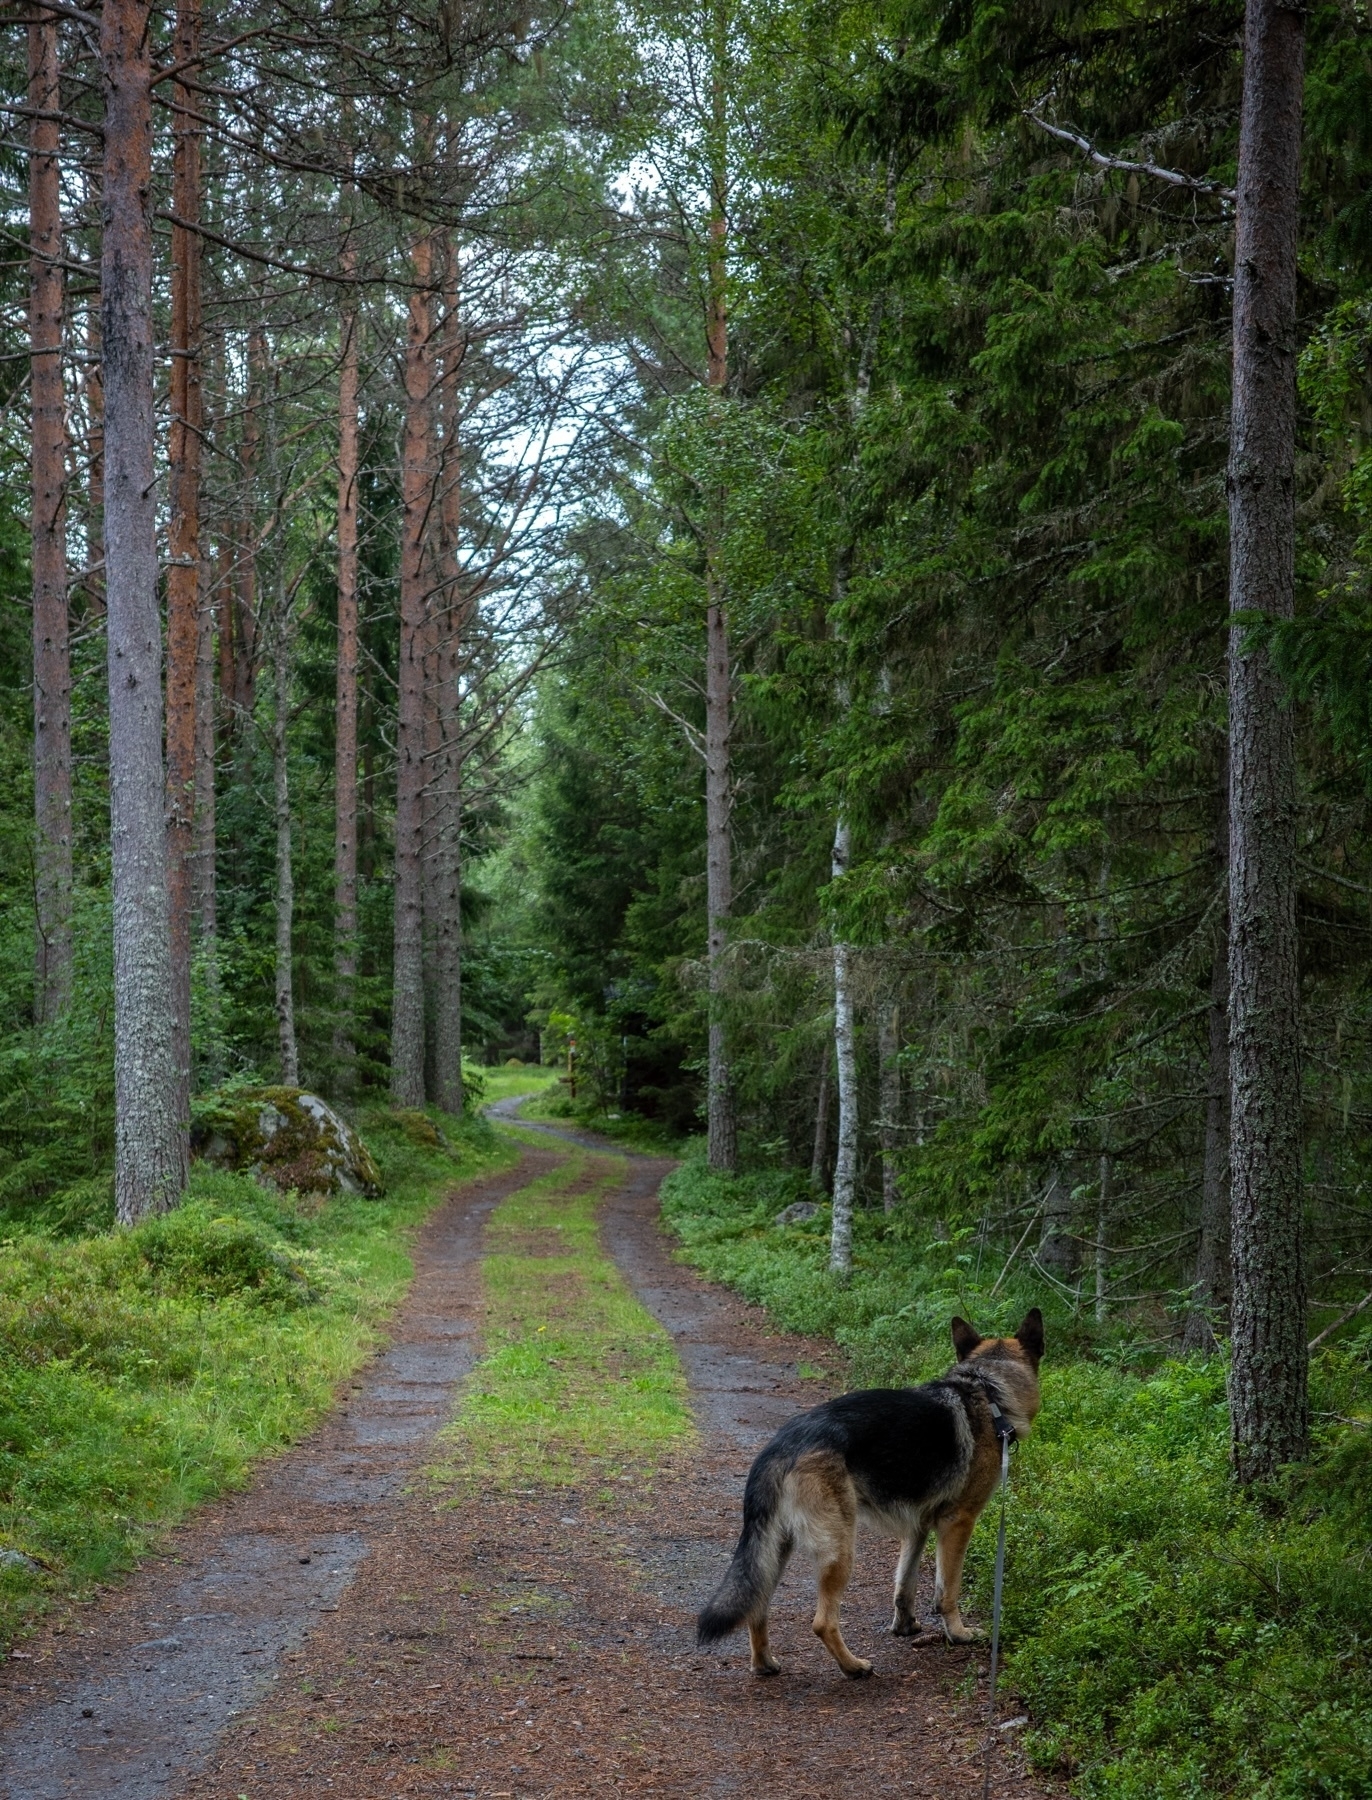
[
  {"left": 889, "top": 1530, "right": 927, "bottom": 1635},
  {"left": 932, "top": 1512, "right": 979, "bottom": 1644}
]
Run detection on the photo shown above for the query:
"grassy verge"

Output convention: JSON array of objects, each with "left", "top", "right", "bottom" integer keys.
[
  {"left": 0, "top": 1106, "right": 513, "bottom": 1650},
  {"left": 476, "top": 1064, "right": 561, "bottom": 1107},
  {"left": 431, "top": 1146, "right": 693, "bottom": 1494},
  {"left": 660, "top": 1151, "right": 1372, "bottom": 1800}
]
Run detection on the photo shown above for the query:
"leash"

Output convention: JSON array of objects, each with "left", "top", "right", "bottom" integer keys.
[{"left": 980, "top": 1405, "right": 1016, "bottom": 1800}]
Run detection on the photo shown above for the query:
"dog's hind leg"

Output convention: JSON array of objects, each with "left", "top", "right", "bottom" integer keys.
[
  {"left": 812, "top": 1542, "right": 871, "bottom": 1677},
  {"left": 932, "top": 1510, "right": 979, "bottom": 1644},
  {"left": 790, "top": 1452, "right": 872, "bottom": 1677},
  {"left": 746, "top": 1533, "right": 791, "bottom": 1675},
  {"left": 747, "top": 1615, "right": 781, "bottom": 1676},
  {"left": 889, "top": 1529, "right": 927, "bottom": 1635}
]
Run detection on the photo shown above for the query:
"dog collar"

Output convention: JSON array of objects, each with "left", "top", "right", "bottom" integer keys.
[{"left": 987, "top": 1400, "right": 1017, "bottom": 1445}]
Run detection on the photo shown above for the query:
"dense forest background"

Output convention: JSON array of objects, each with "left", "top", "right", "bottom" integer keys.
[
  {"left": 5, "top": 3, "right": 1372, "bottom": 1790},
  {"left": 7, "top": 0, "right": 1372, "bottom": 1331}
]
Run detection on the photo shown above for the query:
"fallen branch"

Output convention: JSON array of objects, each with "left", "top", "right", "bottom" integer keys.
[
  {"left": 1308, "top": 1288, "right": 1372, "bottom": 1353},
  {"left": 1026, "top": 112, "right": 1236, "bottom": 202}
]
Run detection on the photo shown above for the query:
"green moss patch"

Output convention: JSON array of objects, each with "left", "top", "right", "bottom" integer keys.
[{"left": 432, "top": 1149, "right": 693, "bottom": 1492}]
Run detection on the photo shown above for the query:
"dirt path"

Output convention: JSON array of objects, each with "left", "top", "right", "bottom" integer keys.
[{"left": 1, "top": 1121, "right": 1054, "bottom": 1800}]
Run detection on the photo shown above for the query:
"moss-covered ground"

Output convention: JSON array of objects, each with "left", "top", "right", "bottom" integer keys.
[
  {"left": 659, "top": 1150, "right": 1372, "bottom": 1800},
  {"left": 0, "top": 1106, "right": 513, "bottom": 1651}
]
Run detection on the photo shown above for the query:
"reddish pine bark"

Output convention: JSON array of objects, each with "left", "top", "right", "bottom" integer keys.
[
  {"left": 391, "top": 230, "right": 435, "bottom": 1106},
  {"left": 334, "top": 209, "right": 360, "bottom": 1088},
  {"left": 28, "top": 8, "right": 73, "bottom": 1025},
  {"left": 165, "top": 0, "right": 203, "bottom": 1118},
  {"left": 193, "top": 565, "right": 217, "bottom": 940},
  {"left": 1226, "top": 0, "right": 1309, "bottom": 1481},
  {"left": 272, "top": 602, "right": 299, "bottom": 1086},
  {"left": 101, "top": 0, "right": 185, "bottom": 1219}
]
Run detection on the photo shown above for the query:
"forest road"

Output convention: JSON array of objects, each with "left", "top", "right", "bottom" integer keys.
[{"left": 0, "top": 1109, "right": 1054, "bottom": 1800}]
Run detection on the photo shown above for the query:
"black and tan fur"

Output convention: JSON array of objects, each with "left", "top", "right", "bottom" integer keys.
[{"left": 697, "top": 1309, "right": 1043, "bottom": 1676}]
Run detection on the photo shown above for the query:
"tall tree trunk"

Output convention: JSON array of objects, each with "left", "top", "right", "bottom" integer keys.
[
  {"left": 421, "top": 368, "right": 441, "bottom": 1105},
  {"left": 333, "top": 195, "right": 360, "bottom": 1091},
  {"left": 230, "top": 325, "right": 264, "bottom": 737},
  {"left": 878, "top": 1000, "right": 900, "bottom": 1212},
  {"left": 705, "top": 591, "right": 736, "bottom": 1171},
  {"left": 193, "top": 588, "right": 216, "bottom": 939},
  {"left": 28, "top": 8, "right": 73, "bottom": 1025},
  {"left": 193, "top": 568, "right": 221, "bottom": 1087},
  {"left": 829, "top": 818, "right": 858, "bottom": 1274},
  {"left": 165, "top": 0, "right": 202, "bottom": 1122},
  {"left": 825, "top": 223, "right": 887, "bottom": 1244},
  {"left": 1038, "top": 1166, "right": 1079, "bottom": 1276},
  {"left": 430, "top": 236, "right": 465, "bottom": 1115},
  {"left": 1226, "top": 0, "right": 1308, "bottom": 1482},
  {"left": 80, "top": 292, "right": 105, "bottom": 617},
  {"left": 272, "top": 601, "right": 298, "bottom": 1086},
  {"left": 1095, "top": 1154, "right": 1112, "bottom": 1322},
  {"left": 101, "top": 0, "right": 185, "bottom": 1221},
  {"left": 703, "top": 13, "right": 736, "bottom": 1171},
  {"left": 810, "top": 1041, "right": 832, "bottom": 1192},
  {"left": 391, "top": 229, "right": 434, "bottom": 1107}
]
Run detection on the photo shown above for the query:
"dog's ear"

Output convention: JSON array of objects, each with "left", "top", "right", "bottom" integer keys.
[
  {"left": 1015, "top": 1307, "right": 1045, "bottom": 1366},
  {"left": 950, "top": 1316, "right": 982, "bottom": 1361}
]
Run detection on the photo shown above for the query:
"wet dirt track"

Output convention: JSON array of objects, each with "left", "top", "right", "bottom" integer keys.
[{"left": 0, "top": 1118, "right": 1055, "bottom": 1800}]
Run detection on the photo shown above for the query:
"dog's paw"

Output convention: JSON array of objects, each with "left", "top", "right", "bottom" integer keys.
[
  {"left": 939, "top": 1618, "right": 979, "bottom": 1646},
  {"left": 750, "top": 1659, "right": 783, "bottom": 1677},
  {"left": 843, "top": 1658, "right": 875, "bottom": 1679},
  {"left": 889, "top": 1611, "right": 919, "bottom": 1637}
]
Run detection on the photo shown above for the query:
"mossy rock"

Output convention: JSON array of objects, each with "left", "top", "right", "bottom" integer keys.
[
  {"left": 392, "top": 1109, "right": 445, "bottom": 1149},
  {"left": 190, "top": 1087, "right": 383, "bottom": 1198}
]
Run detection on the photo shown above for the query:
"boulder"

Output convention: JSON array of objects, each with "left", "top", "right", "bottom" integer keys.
[
  {"left": 774, "top": 1200, "right": 821, "bottom": 1226},
  {"left": 191, "top": 1088, "right": 383, "bottom": 1198}
]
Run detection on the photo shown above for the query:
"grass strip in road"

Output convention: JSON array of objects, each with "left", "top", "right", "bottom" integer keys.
[
  {"left": 0, "top": 1108, "right": 515, "bottom": 1651},
  {"left": 432, "top": 1149, "right": 693, "bottom": 1492}
]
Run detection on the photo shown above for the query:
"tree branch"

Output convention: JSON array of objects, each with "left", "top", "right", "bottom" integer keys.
[{"left": 1026, "top": 111, "right": 1236, "bottom": 202}]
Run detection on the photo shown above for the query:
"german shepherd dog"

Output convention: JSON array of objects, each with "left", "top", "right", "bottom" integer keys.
[{"left": 698, "top": 1310, "right": 1043, "bottom": 1676}]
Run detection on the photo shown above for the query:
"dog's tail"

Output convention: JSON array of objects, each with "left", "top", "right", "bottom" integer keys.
[{"left": 697, "top": 1450, "right": 789, "bottom": 1645}]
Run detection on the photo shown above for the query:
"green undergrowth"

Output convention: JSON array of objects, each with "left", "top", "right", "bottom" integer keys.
[
  {"left": 0, "top": 1104, "right": 512, "bottom": 1650},
  {"left": 660, "top": 1153, "right": 1372, "bottom": 1800},
  {"left": 432, "top": 1146, "right": 693, "bottom": 1494}
]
